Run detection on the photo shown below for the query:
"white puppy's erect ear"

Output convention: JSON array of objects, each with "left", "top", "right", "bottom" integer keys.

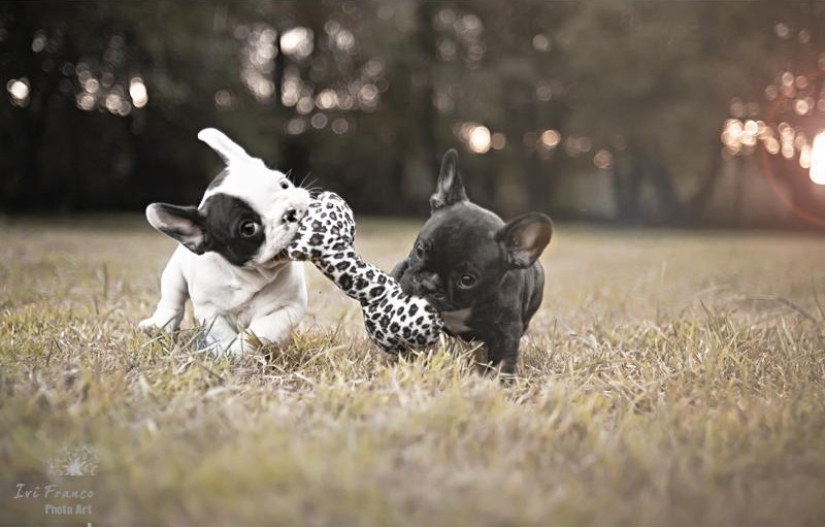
[{"left": 197, "top": 128, "right": 251, "bottom": 165}]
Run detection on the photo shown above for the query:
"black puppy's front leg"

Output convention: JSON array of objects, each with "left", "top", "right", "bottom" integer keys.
[{"left": 481, "top": 328, "right": 522, "bottom": 376}]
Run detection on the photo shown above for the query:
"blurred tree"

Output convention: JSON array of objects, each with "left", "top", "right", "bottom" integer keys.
[
  {"left": 0, "top": 1, "right": 223, "bottom": 210},
  {"left": 553, "top": 2, "right": 782, "bottom": 224},
  {"left": 1, "top": 0, "right": 822, "bottom": 229}
]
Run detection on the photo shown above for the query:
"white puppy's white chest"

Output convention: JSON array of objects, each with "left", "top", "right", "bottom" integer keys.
[{"left": 187, "top": 252, "right": 289, "bottom": 313}]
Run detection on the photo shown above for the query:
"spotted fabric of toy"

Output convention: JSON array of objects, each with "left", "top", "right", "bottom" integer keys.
[{"left": 286, "top": 191, "right": 443, "bottom": 353}]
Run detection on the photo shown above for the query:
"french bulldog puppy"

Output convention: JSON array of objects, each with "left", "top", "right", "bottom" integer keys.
[
  {"left": 392, "top": 149, "right": 553, "bottom": 374},
  {"left": 139, "top": 128, "right": 310, "bottom": 357}
]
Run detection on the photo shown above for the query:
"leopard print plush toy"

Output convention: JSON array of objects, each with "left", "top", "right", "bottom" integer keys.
[{"left": 286, "top": 191, "right": 444, "bottom": 353}]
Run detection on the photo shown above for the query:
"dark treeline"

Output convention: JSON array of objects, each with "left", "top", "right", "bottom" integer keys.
[{"left": 2, "top": 1, "right": 825, "bottom": 227}]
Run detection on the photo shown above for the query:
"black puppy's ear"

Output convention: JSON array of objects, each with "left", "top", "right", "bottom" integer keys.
[
  {"left": 145, "top": 203, "right": 208, "bottom": 254},
  {"left": 430, "top": 149, "right": 468, "bottom": 211},
  {"left": 496, "top": 213, "right": 553, "bottom": 269}
]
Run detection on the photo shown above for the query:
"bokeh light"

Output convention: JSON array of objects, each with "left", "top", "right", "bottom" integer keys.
[
  {"left": 540, "top": 129, "right": 561, "bottom": 149},
  {"left": 593, "top": 149, "right": 613, "bottom": 169},
  {"left": 310, "top": 112, "right": 328, "bottom": 129},
  {"left": 331, "top": 118, "right": 350, "bottom": 135},
  {"left": 281, "top": 27, "right": 314, "bottom": 60},
  {"left": 467, "top": 125, "right": 491, "bottom": 154},
  {"left": 490, "top": 132, "right": 506, "bottom": 151},
  {"left": 532, "top": 34, "right": 550, "bottom": 52},
  {"left": 286, "top": 117, "right": 307, "bottom": 135},
  {"left": 810, "top": 131, "right": 825, "bottom": 185},
  {"left": 7, "top": 78, "right": 30, "bottom": 106},
  {"left": 235, "top": 18, "right": 378, "bottom": 132},
  {"left": 214, "top": 89, "right": 233, "bottom": 110},
  {"left": 129, "top": 77, "right": 148, "bottom": 108},
  {"left": 456, "top": 122, "right": 492, "bottom": 154}
]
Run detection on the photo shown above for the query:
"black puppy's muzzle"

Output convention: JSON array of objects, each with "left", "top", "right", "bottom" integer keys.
[{"left": 415, "top": 272, "right": 443, "bottom": 296}]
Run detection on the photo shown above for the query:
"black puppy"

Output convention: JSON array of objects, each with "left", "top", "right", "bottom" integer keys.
[{"left": 391, "top": 149, "right": 553, "bottom": 375}]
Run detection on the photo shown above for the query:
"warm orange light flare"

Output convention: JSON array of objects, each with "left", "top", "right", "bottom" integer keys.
[{"left": 810, "top": 131, "right": 825, "bottom": 185}]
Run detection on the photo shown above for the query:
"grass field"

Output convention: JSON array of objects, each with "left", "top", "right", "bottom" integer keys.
[{"left": 2, "top": 215, "right": 825, "bottom": 526}]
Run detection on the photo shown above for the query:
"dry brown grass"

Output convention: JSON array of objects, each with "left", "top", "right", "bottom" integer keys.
[{"left": 1, "top": 216, "right": 825, "bottom": 526}]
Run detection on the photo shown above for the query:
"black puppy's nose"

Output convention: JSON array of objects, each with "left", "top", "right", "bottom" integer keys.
[
  {"left": 283, "top": 209, "right": 299, "bottom": 223},
  {"left": 417, "top": 272, "right": 441, "bottom": 294}
]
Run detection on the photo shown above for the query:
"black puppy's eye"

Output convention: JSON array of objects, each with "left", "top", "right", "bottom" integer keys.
[
  {"left": 238, "top": 220, "right": 262, "bottom": 238},
  {"left": 415, "top": 242, "right": 425, "bottom": 259},
  {"left": 458, "top": 274, "right": 477, "bottom": 289},
  {"left": 280, "top": 180, "right": 291, "bottom": 190}
]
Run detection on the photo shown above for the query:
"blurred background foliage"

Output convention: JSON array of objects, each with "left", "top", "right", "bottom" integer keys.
[{"left": 2, "top": 0, "right": 825, "bottom": 227}]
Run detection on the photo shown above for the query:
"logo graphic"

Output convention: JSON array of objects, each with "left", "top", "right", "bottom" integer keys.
[
  {"left": 9, "top": 442, "right": 100, "bottom": 522},
  {"left": 46, "top": 444, "right": 100, "bottom": 477}
]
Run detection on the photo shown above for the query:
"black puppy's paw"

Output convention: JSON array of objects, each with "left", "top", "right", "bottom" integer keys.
[{"left": 475, "top": 361, "right": 519, "bottom": 385}]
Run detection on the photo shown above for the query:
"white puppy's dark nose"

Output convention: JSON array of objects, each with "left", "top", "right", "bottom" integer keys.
[{"left": 283, "top": 209, "right": 299, "bottom": 223}]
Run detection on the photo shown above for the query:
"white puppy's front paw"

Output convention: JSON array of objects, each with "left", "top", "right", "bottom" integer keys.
[
  {"left": 138, "top": 307, "right": 182, "bottom": 335},
  {"left": 225, "top": 339, "right": 247, "bottom": 359},
  {"left": 138, "top": 316, "right": 173, "bottom": 334},
  {"left": 201, "top": 332, "right": 260, "bottom": 359}
]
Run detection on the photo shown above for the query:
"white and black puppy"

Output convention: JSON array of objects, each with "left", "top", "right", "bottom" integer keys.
[
  {"left": 391, "top": 149, "right": 553, "bottom": 374},
  {"left": 139, "top": 128, "right": 311, "bottom": 357}
]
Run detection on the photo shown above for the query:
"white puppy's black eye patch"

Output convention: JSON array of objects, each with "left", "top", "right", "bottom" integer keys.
[{"left": 201, "top": 194, "right": 266, "bottom": 266}]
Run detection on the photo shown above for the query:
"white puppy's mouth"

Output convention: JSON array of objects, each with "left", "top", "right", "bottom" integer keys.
[
  {"left": 266, "top": 207, "right": 307, "bottom": 263},
  {"left": 270, "top": 247, "right": 290, "bottom": 263},
  {"left": 283, "top": 208, "right": 300, "bottom": 224}
]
